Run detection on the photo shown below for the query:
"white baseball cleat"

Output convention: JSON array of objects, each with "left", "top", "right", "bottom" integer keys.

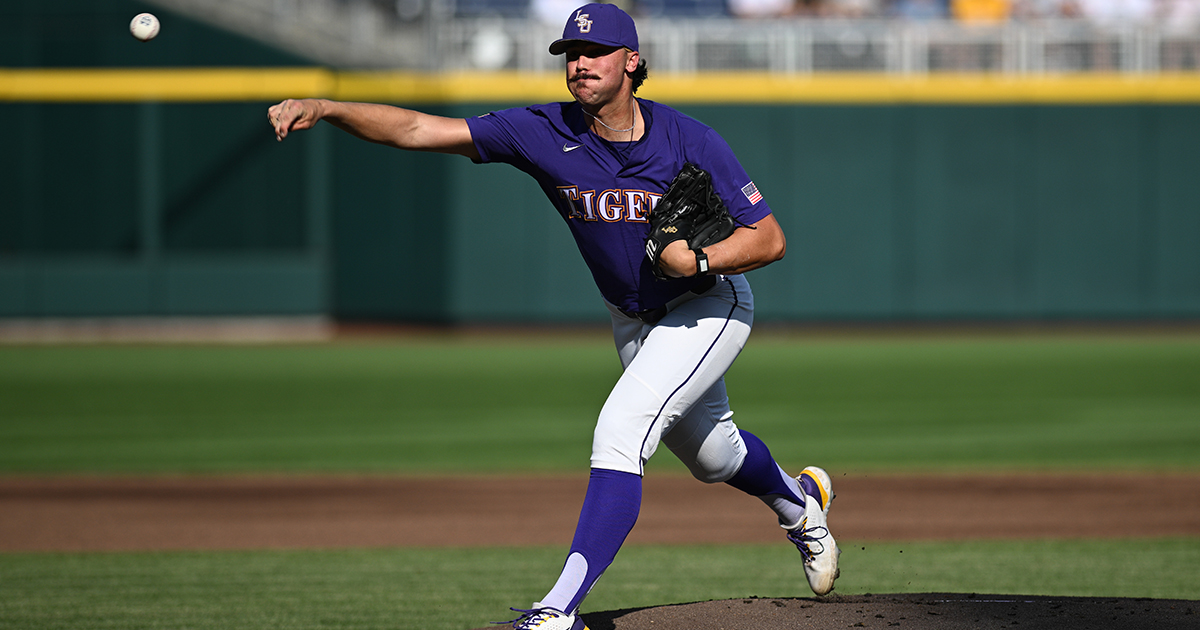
[
  {"left": 504, "top": 607, "right": 588, "bottom": 630},
  {"left": 786, "top": 465, "right": 841, "bottom": 596}
]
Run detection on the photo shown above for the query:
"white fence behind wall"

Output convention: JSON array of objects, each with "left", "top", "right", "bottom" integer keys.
[
  {"left": 434, "top": 18, "right": 1200, "bottom": 73},
  {"left": 148, "top": 0, "right": 1200, "bottom": 72}
]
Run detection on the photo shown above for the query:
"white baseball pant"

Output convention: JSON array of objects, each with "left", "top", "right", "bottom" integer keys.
[{"left": 594, "top": 273, "right": 753, "bottom": 481}]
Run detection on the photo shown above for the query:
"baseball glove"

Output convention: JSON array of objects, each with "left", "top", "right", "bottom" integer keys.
[{"left": 645, "top": 163, "right": 750, "bottom": 280}]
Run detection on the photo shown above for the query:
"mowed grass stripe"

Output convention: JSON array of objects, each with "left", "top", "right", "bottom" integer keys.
[
  {"left": 1, "top": 540, "right": 1197, "bottom": 630},
  {"left": 1, "top": 336, "right": 1198, "bottom": 474}
]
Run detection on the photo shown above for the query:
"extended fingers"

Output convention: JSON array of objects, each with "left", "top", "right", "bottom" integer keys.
[
  {"left": 268, "top": 99, "right": 299, "bottom": 141},
  {"left": 268, "top": 101, "right": 285, "bottom": 140}
]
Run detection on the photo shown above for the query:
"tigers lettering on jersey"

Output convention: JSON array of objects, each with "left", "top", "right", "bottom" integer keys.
[{"left": 558, "top": 186, "right": 661, "bottom": 223}]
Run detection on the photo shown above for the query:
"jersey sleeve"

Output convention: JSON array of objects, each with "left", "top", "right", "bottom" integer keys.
[
  {"left": 465, "top": 108, "right": 538, "bottom": 171},
  {"left": 696, "top": 128, "right": 773, "bottom": 227}
]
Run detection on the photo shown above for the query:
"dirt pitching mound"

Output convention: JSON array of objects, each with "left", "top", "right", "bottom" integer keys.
[{"left": 471, "top": 593, "right": 1198, "bottom": 630}]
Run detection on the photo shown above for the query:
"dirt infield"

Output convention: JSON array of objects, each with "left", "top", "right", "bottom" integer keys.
[
  {"left": 2, "top": 472, "right": 1197, "bottom": 551},
  {"left": 3, "top": 472, "right": 1197, "bottom": 630}
]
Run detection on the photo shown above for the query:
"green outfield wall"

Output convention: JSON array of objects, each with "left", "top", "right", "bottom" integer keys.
[
  {"left": 6, "top": 90, "right": 1198, "bottom": 323},
  {"left": 3, "top": 1, "right": 1199, "bottom": 322},
  {"left": 338, "top": 100, "right": 1200, "bottom": 323}
]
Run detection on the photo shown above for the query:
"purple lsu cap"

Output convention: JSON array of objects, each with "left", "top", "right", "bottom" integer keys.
[{"left": 549, "top": 3, "right": 639, "bottom": 55}]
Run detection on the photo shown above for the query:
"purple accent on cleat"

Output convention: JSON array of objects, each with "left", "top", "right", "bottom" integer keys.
[{"left": 798, "top": 472, "right": 824, "bottom": 509}]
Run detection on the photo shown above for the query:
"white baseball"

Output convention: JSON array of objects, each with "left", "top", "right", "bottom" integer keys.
[{"left": 130, "top": 13, "right": 160, "bottom": 42}]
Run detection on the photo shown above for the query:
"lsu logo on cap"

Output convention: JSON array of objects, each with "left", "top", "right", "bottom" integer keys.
[{"left": 574, "top": 10, "right": 592, "bottom": 33}]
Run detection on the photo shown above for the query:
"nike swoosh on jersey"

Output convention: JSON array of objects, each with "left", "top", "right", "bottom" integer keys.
[{"left": 562, "top": 143, "right": 583, "bottom": 152}]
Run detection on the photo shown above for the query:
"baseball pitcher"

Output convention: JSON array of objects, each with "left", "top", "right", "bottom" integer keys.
[{"left": 269, "top": 4, "right": 839, "bottom": 629}]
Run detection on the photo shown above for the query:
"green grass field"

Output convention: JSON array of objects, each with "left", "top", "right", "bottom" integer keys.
[
  {"left": 2, "top": 540, "right": 1198, "bottom": 630},
  {"left": 1, "top": 333, "right": 1198, "bottom": 629},
  {"left": 2, "top": 334, "right": 1198, "bottom": 474}
]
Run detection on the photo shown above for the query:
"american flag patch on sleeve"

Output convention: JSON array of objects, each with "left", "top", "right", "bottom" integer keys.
[{"left": 741, "top": 181, "right": 763, "bottom": 204}]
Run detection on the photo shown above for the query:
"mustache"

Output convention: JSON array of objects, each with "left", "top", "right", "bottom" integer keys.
[{"left": 569, "top": 72, "right": 600, "bottom": 83}]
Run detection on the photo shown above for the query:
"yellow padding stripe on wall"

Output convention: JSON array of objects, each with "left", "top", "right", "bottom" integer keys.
[
  {"left": 0, "top": 68, "right": 337, "bottom": 102},
  {"left": 4, "top": 68, "right": 1200, "bottom": 104},
  {"left": 647, "top": 72, "right": 1200, "bottom": 104}
]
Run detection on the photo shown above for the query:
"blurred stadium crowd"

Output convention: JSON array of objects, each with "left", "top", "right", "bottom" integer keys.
[
  {"left": 146, "top": 0, "right": 1200, "bottom": 70},
  {"left": 374, "top": 0, "right": 1200, "bottom": 28}
]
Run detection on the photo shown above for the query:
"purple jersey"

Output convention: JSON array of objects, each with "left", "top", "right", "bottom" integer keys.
[{"left": 466, "top": 99, "right": 772, "bottom": 313}]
